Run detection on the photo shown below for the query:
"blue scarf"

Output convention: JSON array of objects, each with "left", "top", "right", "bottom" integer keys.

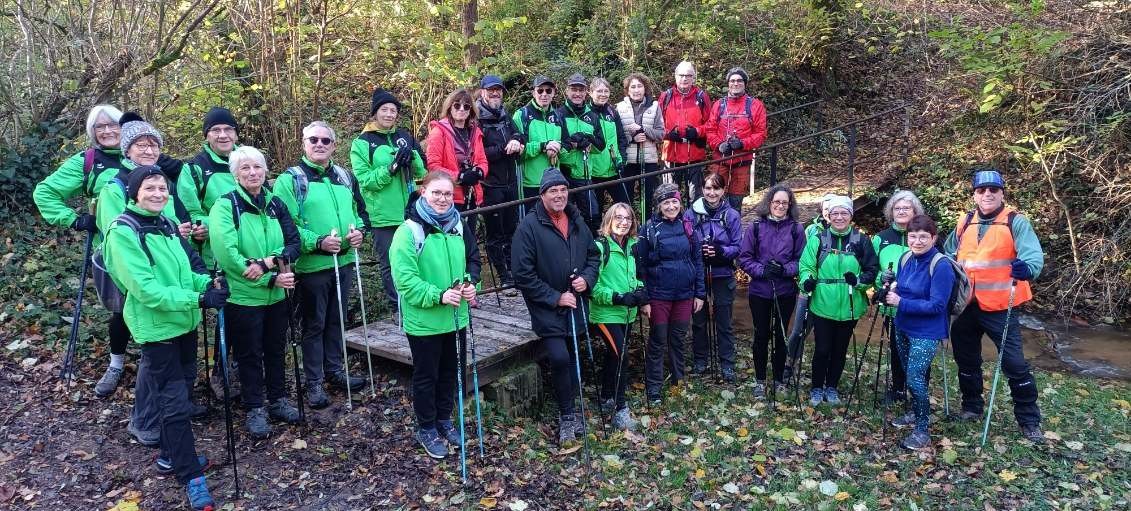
[{"left": 414, "top": 197, "right": 461, "bottom": 234}]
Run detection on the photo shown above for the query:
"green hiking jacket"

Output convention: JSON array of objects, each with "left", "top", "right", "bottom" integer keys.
[
  {"left": 556, "top": 101, "right": 607, "bottom": 180},
  {"left": 103, "top": 204, "right": 211, "bottom": 343},
  {"left": 589, "top": 235, "right": 641, "bottom": 325},
  {"left": 513, "top": 101, "right": 565, "bottom": 189},
  {"left": 180, "top": 143, "right": 238, "bottom": 225},
  {"left": 872, "top": 225, "right": 909, "bottom": 317},
  {"left": 798, "top": 226, "right": 879, "bottom": 321},
  {"left": 590, "top": 104, "right": 625, "bottom": 179},
  {"left": 95, "top": 168, "right": 182, "bottom": 235},
  {"left": 350, "top": 128, "right": 426, "bottom": 228},
  {"left": 208, "top": 185, "right": 302, "bottom": 306},
  {"left": 272, "top": 157, "right": 369, "bottom": 274},
  {"left": 34, "top": 147, "right": 124, "bottom": 230}
]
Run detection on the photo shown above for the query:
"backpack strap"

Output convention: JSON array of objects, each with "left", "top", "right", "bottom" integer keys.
[
  {"left": 227, "top": 191, "right": 243, "bottom": 230},
  {"left": 285, "top": 166, "right": 309, "bottom": 219},
  {"left": 596, "top": 236, "right": 612, "bottom": 270},
  {"left": 111, "top": 213, "right": 178, "bottom": 266},
  {"left": 80, "top": 148, "right": 97, "bottom": 195},
  {"left": 957, "top": 209, "right": 1018, "bottom": 241},
  {"left": 405, "top": 217, "right": 463, "bottom": 256}
]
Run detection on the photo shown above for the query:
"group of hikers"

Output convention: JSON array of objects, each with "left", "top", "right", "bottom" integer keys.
[{"left": 33, "top": 61, "right": 1046, "bottom": 510}]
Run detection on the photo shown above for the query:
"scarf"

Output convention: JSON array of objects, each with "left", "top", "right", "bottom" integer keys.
[{"left": 415, "top": 196, "right": 462, "bottom": 235}]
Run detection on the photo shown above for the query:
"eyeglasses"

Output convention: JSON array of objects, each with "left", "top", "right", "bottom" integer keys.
[
  {"left": 613, "top": 215, "right": 632, "bottom": 223},
  {"left": 677, "top": 74, "right": 695, "bottom": 78},
  {"left": 907, "top": 233, "right": 934, "bottom": 243},
  {"left": 94, "top": 123, "right": 120, "bottom": 133},
  {"left": 208, "top": 126, "right": 236, "bottom": 136},
  {"left": 893, "top": 206, "right": 914, "bottom": 212},
  {"left": 829, "top": 211, "right": 851, "bottom": 218},
  {"left": 451, "top": 103, "right": 472, "bottom": 112},
  {"left": 132, "top": 142, "right": 160, "bottom": 153},
  {"left": 535, "top": 87, "right": 554, "bottom": 95},
  {"left": 306, "top": 136, "right": 334, "bottom": 146},
  {"left": 427, "top": 190, "right": 454, "bottom": 199},
  {"left": 975, "top": 187, "right": 1002, "bottom": 194},
  {"left": 771, "top": 200, "right": 790, "bottom": 206},
  {"left": 728, "top": 79, "right": 745, "bottom": 83}
]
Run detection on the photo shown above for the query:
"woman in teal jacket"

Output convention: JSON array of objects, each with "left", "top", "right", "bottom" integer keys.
[
  {"left": 390, "top": 171, "right": 481, "bottom": 460},
  {"left": 102, "top": 165, "right": 224, "bottom": 510},
  {"left": 798, "top": 195, "right": 878, "bottom": 406},
  {"left": 209, "top": 146, "right": 302, "bottom": 439},
  {"left": 589, "top": 202, "right": 646, "bottom": 431}
]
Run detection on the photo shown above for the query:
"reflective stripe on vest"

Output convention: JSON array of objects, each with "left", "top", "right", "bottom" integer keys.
[{"left": 955, "top": 207, "right": 1032, "bottom": 311}]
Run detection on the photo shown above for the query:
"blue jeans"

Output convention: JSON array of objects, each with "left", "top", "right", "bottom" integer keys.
[{"left": 895, "top": 332, "right": 939, "bottom": 433}]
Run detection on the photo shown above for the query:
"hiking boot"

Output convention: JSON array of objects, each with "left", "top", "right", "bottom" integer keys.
[
  {"left": 720, "top": 367, "right": 736, "bottom": 384},
  {"left": 209, "top": 368, "right": 240, "bottom": 401},
  {"left": 956, "top": 409, "right": 982, "bottom": 422},
  {"left": 773, "top": 381, "right": 788, "bottom": 395},
  {"left": 752, "top": 381, "right": 766, "bottom": 399},
  {"left": 782, "top": 364, "right": 794, "bottom": 381},
  {"left": 558, "top": 414, "right": 584, "bottom": 446},
  {"left": 599, "top": 398, "right": 617, "bottom": 415},
  {"left": 1021, "top": 424, "right": 1045, "bottom": 443},
  {"left": 185, "top": 475, "right": 216, "bottom": 511},
  {"left": 437, "top": 420, "right": 462, "bottom": 447},
  {"left": 267, "top": 398, "right": 301, "bottom": 424},
  {"left": 245, "top": 407, "right": 273, "bottom": 439},
  {"left": 900, "top": 430, "right": 931, "bottom": 451},
  {"left": 691, "top": 363, "right": 708, "bottom": 376},
  {"left": 891, "top": 411, "right": 917, "bottom": 429},
  {"left": 809, "top": 388, "right": 825, "bottom": 407},
  {"left": 190, "top": 400, "right": 209, "bottom": 419},
  {"left": 417, "top": 428, "right": 448, "bottom": 459},
  {"left": 646, "top": 392, "right": 662, "bottom": 406},
  {"left": 612, "top": 408, "right": 637, "bottom": 432},
  {"left": 824, "top": 388, "right": 841, "bottom": 405},
  {"left": 305, "top": 384, "right": 330, "bottom": 410},
  {"left": 883, "top": 389, "right": 907, "bottom": 405},
  {"left": 127, "top": 421, "right": 160, "bottom": 447},
  {"left": 327, "top": 371, "right": 365, "bottom": 392},
  {"left": 94, "top": 366, "right": 124, "bottom": 398},
  {"left": 156, "top": 454, "right": 209, "bottom": 475}
]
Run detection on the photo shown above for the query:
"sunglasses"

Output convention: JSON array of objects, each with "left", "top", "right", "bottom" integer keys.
[
  {"left": 306, "top": 136, "right": 334, "bottom": 146},
  {"left": 451, "top": 102, "right": 472, "bottom": 112},
  {"left": 535, "top": 87, "right": 554, "bottom": 95}
]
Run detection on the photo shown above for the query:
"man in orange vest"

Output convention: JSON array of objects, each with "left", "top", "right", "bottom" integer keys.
[{"left": 944, "top": 169, "right": 1044, "bottom": 442}]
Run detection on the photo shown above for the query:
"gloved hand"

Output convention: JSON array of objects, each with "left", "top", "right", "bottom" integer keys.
[
  {"left": 717, "top": 141, "right": 733, "bottom": 156},
  {"left": 685, "top": 126, "right": 699, "bottom": 141},
  {"left": 631, "top": 286, "right": 650, "bottom": 306},
  {"left": 156, "top": 154, "right": 183, "bottom": 181},
  {"left": 708, "top": 241, "right": 728, "bottom": 264},
  {"left": 727, "top": 137, "right": 744, "bottom": 152},
  {"left": 457, "top": 164, "right": 484, "bottom": 186},
  {"left": 764, "top": 260, "right": 784, "bottom": 278},
  {"left": 569, "top": 132, "right": 592, "bottom": 151},
  {"left": 843, "top": 271, "right": 858, "bottom": 287},
  {"left": 666, "top": 127, "right": 682, "bottom": 141},
  {"left": 71, "top": 213, "right": 96, "bottom": 233},
  {"left": 1010, "top": 259, "right": 1033, "bottom": 281},
  {"left": 200, "top": 287, "right": 230, "bottom": 309},
  {"left": 873, "top": 287, "right": 889, "bottom": 305},
  {"left": 881, "top": 269, "right": 896, "bottom": 285},
  {"left": 611, "top": 292, "right": 628, "bottom": 306},
  {"left": 802, "top": 278, "right": 817, "bottom": 293},
  {"left": 393, "top": 146, "right": 414, "bottom": 172}
]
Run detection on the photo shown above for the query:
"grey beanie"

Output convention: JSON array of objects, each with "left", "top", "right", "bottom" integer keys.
[
  {"left": 653, "top": 182, "right": 681, "bottom": 206},
  {"left": 539, "top": 167, "right": 569, "bottom": 194},
  {"left": 120, "top": 120, "right": 164, "bottom": 155}
]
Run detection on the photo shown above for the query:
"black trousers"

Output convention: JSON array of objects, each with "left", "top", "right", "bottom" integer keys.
[
  {"left": 481, "top": 183, "right": 518, "bottom": 283},
  {"left": 810, "top": 315, "right": 858, "bottom": 390},
  {"left": 749, "top": 294, "right": 796, "bottom": 383},
  {"left": 539, "top": 336, "right": 581, "bottom": 416},
  {"left": 950, "top": 303, "right": 1041, "bottom": 426},
  {"left": 109, "top": 312, "right": 130, "bottom": 356},
  {"left": 408, "top": 330, "right": 464, "bottom": 429},
  {"left": 596, "top": 323, "right": 629, "bottom": 409},
  {"left": 297, "top": 264, "right": 354, "bottom": 385},
  {"left": 226, "top": 301, "right": 289, "bottom": 408},
  {"left": 141, "top": 331, "right": 204, "bottom": 484},
  {"left": 371, "top": 226, "right": 399, "bottom": 304}
]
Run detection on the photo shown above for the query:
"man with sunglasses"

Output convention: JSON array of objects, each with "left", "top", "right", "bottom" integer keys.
[
  {"left": 557, "top": 73, "right": 607, "bottom": 234},
  {"left": 943, "top": 169, "right": 1045, "bottom": 442},
  {"left": 513, "top": 76, "right": 566, "bottom": 206},
  {"left": 273, "top": 121, "right": 370, "bottom": 408},
  {"left": 476, "top": 75, "right": 525, "bottom": 288}
]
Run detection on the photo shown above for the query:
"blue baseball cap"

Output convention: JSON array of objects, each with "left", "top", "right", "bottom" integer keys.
[
  {"left": 480, "top": 75, "right": 505, "bottom": 90},
  {"left": 972, "top": 169, "right": 1005, "bottom": 190}
]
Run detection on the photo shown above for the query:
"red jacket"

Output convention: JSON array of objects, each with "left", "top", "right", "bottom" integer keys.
[
  {"left": 705, "top": 95, "right": 767, "bottom": 161},
  {"left": 425, "top": 118, "right": 489, "bottom": 206},
  {"left": 658, "top": 86, "right": 713, "bottom": 164}
]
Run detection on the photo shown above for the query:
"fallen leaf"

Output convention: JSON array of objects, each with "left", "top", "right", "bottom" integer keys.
[
  {"left": 819, "top": 480, "right": 838, "bottom": 496},
  {"left": 1114, "top": 443, "right": 1131, "bottom": 453},
  {"left": 450, "top": 492, "right": 466, "bottom": 505},
  {"left": 941, "top": 448, "right": 958, "bottom": 464},
  {"left": 694, "top": 468, "right": 706, "bottom": 479},
  {"left": 507, "top": 500, "right": 529, "bottom": 511},
  {"left": 1043, "top": 431, "right": 1062, "bottom": 441},
  {"left": 558, "top": 444, "right": 581, "bottom": 455},
  {"left": 291, "top": 438, "right": 307, "bottom": 450},
  {"left": 998, "top": 469, "right": 1018, "bottom": 482},
  {"left": 737, "top": 427, "right": 749, "bottom": 438},
  {"left": 723, "top": 482, "right": 740, "bottom": 494},
  {"left": 0, "top": 485, "right": 15, "bottom": 502},
  {"left": 1064, "top": 441, "right": 1084, "bottom": 450},
  {"left": 835, "top": 491, "right": 850, "bottom": 501},
  {"left": 479, "top": 497, "right": 497, "bottom": 508},
  {"left": 853, "top": 503, "right": 868, "bottom": 511},
  {"left": 720, "top": 389, "right": 735, "bottom": 400}
]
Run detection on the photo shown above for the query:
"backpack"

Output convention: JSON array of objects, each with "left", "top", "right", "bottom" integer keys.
[
  {"left": 107, "top": 212, "right": 180, "bottom": 266},
  {"left": 715, "top": 96, "right": 755, "bottom": 123},
  {"left": 285, "top": 164, "right": 353, "bottom": 220},
  {"left": 644, "top": 217, "right": 696, "bottom": 263},
  {"left": 814, "top": 228, "right": 865, "bottom": 274},
  {"left": 404, "top": 218, "right": 463, "bottom": 255},
  {"left": 899, "top": 251, "right": 973, "bottom": 320},
  {"left": 748, "top": 217, "right": 802, "bottom": 255}
]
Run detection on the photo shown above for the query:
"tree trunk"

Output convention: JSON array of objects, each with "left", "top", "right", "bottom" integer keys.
[{"left": 462, "top": 0, "right": 481, "bottom": 68}]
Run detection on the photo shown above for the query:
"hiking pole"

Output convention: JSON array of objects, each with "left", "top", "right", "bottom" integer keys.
[
  {"left": 608, "top": 306, "right": 634, "bottom": 432},
  {"left": 846, "top": 305, "right": 881, "bottom": 414},
  {"left": 981, "top": 280, "right": 1018, "bottom": 447},
  {"left": 769, "top": 278, "right": 790, "bottom": 407},
  {"left": 880, "top": 316, "right": 893, "bottom": 441},
  {"left": 329, "top": 229, "right": 353, "bottom": 411},
  {"left": 872, "top": 314, "right": 887, "bottom": 411},
  {"left": 462, "top": 276, "right": 486, "bottom": 457},
  {"left": 60, "top": 226, "right": 94, "bottom": 385},
  {"left": 448, "top": 280, "right": 468, "bottom": 483},
  {"left": 845, "top": 279, "right": 860, "bottom": 407},
  {"left": 516, "top": 159, "right": 526, "bottom": 219},
  {"left": 572, "top": 270, "right": 598, "bottom": 416},
  {"left": 279, "top": 260, "right": 306, "bottom": 429},
  {"left": 568, "top": 307, "right": 592, "bottom": 468},
  {"left": 582, "top": 148, "right": 598, "bottom": 224},
  {"left": 939, "top": 339, "right": 951, "bottom": 418},
  {"left": 636, "top": 139, "right": 645, "bottom": 226},
  {"left": 350, "top": 224, "right": 376, "bottom": 398},
  {"left": 211, "top": 264, "right": 240, "bottom": 498}
]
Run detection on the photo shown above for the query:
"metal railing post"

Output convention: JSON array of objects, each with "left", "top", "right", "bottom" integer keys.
[{"left": 769, "top": 146, "right": 779, "bottom": 186}]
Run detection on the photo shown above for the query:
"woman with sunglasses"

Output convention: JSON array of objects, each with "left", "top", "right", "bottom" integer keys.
[{"left": 426, "top": 88, "right": 489, "bottom": 233}]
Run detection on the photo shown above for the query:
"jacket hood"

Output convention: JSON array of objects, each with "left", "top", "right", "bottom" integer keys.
[{"left": 691, "top": 197, "right": 732, "bottom": 217}]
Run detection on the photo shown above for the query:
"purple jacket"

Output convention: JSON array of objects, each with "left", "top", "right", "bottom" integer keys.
[
  {"left": 684, "top": 198, "right": 743, "bottom": 279},
  {"left": 738, "top": 215, "right": 806, "bottom": 298}
]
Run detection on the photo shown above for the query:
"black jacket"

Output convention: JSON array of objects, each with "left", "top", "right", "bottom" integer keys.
[
  {"left": 511, "top": 200, "right": 600, "bottom": 337},
  {"left": 476, "top": 99, "right": 523, "bottom": 188}
]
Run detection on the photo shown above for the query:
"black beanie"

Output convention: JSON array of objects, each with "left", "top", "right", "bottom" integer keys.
[
  {"left": 119, "top": 111, "right": 144, "bottom": 125},
  {"left": 370, "top": 88, "right": 401, "bottom": 116},
  {"left": 126, "top": 165, "right": 169, "bottom": 202},
  {"left": 202, "top": 107, "right": 238, "bottom": 136},
  {"left": 539, "top": 167, "right": 569, "bottom": 195},
  {"left": 726, "top": 66, "right": 749, "bottom": 84}
]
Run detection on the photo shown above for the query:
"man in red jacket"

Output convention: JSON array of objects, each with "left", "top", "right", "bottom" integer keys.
[
  {"left": 659, "top": 61, "right": 713, "bottom": 203},
  {"left": 705, "top": 67, "right": 767, "bottom": 210}
]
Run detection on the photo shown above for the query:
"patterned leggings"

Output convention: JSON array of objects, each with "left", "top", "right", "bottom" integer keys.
[{"left": 895, "top": 332, "right": 940, "bottom": 432}]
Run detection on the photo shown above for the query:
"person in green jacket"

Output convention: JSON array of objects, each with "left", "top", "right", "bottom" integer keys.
[
  {"left": 351, "top": 89, "right": 426, "bottom": 307},
  {"left": 514, "top": 75, "right": 565, "bottom": 205},
  {"left": 178, "top": 107, "right": 242, "bottom": 262},
  {"left": 871, "top": 190, "right": 926, "bottom": 405},
  {"left": 33, "top": 104, "right": 128, "bottom": 397},
  {"left": 272, "top": 121, "right": 369, "bottom": 408},
  {"left": 589, "top": 202, "right": 647, "bottom": 432},
  {"left": 804, "top": 193, "right": 836, "bottom": 238},
  {"left": 589, "top": 77, "right": 630, "bottom": 205},
  {"left": 102, "top": 165, "right": 223, "bottom": 511},
  {"left": 209, "top": 146, "right": 303, "bottom": 439},
  {"left": 389, "top": 171, "right": 481, "bottom": 459},
  {"left": 557, "top": 73, "right": 608, "bottom": 233},
  {"left": 798, "top": 195, "right": 879, "bottom": 406}
]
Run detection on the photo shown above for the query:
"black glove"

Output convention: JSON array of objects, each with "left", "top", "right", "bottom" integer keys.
[
  {"left": 701, "top": 242, "right": 714, "bottom": 259},
  {"left": 802, "top": 278, "right": 817, "bottom": 293},
  {"left": 765, "top": 260, "right": 784, "bottom": 278},
  {"left": 631, "top": 286, "right": 650, "bottom": 305},
  {"left": 727, "top": 137, "right": 743, "bottom": 152},
  {"left": 666, "top": 127, "right": 682, "bottom": 141},
  {"left": 155, "top": 154, "right": 183, "bottom": 182},
  {"left": 200, "top": 287, "right": 230, "bottom": 309},
  {"left": 685, "top": 126, "right": 699, "bottom": 141},
  {"left": 881, "top": 269, "right": 895, "bottom": 285},
  {"left": 611, "top": 292, "right": 628, "bottom": 306},
  {"left": 71, "top": 213, "right": 96, "bottom": 233},
  {"left": 1010, "top": 259, "right": 1033, "bottom": 281},
  {"left": 717, "top": 141, "right": 733, "bottom": 156},
  {"left": 392, "top": 146, "right": 414, "bottom": 173},
  {"left": 458, "top": 162, "right": 484, "bottom": 186},
  {"left": 843, "top": 271, "right": 858, "bottom": 287},
  {"left": 873, "top": 287, "right": 890, "bottom": 305}
]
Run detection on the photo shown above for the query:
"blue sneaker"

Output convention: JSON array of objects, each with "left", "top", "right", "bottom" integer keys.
[
  {"left": 809, "top": 388, "right": 824, "bottom": 406},
  {"left": 185, "top": 476, "right": 215, "bottom": 511},
  {"left": 824, "top": 388, "right": 841, "bottom": 405},
  {"left": 156, "top": 454, "right": 209, "bottom": 475},
  {"left": 417, "top": 428, "right": 447, "bottom": 459},
  {"left": 436, "top": 420, "right": 462, "bottom": 447}
]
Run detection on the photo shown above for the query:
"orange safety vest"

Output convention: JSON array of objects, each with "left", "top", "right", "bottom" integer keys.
[{"left": 955, "top": 207, "right": 1032, "bottom": 311}]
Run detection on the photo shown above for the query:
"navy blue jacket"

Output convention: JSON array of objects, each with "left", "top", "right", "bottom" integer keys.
[
  {"left": 893, "top": 247, "right": 955, "bottom": 339},
  {"left": 635, "top": 213, "right": 706, "bottom": 301},
  {"left": 684, "top": 197, "right": 743, "bottom": 280}
]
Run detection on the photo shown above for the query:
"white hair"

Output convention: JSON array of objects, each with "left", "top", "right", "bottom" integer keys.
[
  {"left": 228, "top": 145, "right": 268, "bottom": 174},
  {"left": 301, "top": 120, "right": 336, "bottom": 142},
  {"left": 85, "top": 105, "right": 123, "bottom": 146},
  {"left": 883, "top": 190, "right": 926, "bottom": 223},
  {"left": 674, "top": 61, "right": 696, "bottom": 79}
]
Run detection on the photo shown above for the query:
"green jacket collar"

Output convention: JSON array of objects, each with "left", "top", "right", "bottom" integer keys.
[
  {"left": 300, "top": 156, "right": 335, "bottom": 175},
  {"left": 201, "top": 142, "right": 235, "bottom": 164},
  {"left": 125, "top": 202, "right": 161, "bottom": 217}
]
